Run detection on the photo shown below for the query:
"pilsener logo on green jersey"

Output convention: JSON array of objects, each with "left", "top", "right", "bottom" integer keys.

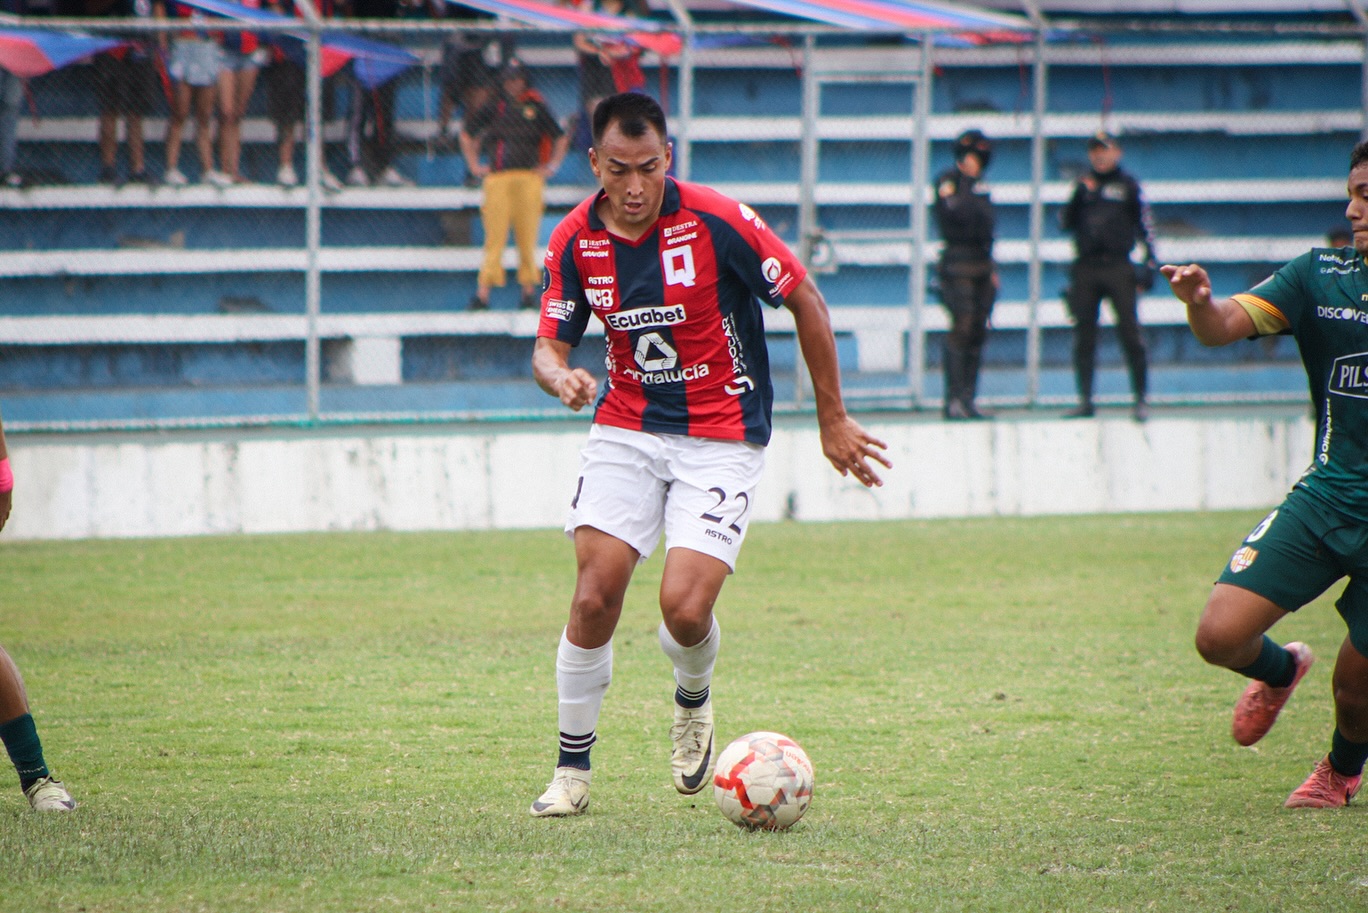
[{"left": 1330, "top": 352, "right": 1368, "bottom": 398}]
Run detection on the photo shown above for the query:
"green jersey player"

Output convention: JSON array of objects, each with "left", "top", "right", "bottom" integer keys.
[{"left": 1162, "top": 140, "right": 1368, "bottom": 809}]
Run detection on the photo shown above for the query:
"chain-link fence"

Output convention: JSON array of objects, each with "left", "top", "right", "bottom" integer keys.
[{"left": 0, "top": 12, "right": 1360, "bottom": 430}]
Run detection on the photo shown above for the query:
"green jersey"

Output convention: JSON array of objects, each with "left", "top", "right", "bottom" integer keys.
[{"left": 1235, "top": 245, "right": 1368, "bottom": 522}]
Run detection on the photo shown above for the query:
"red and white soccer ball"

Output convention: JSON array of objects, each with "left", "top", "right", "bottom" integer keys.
[{"left": 712, "top": 731, "right": 814, "bottom": 831}]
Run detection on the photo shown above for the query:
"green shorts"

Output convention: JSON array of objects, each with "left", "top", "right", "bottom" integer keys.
[{"left": 1218, "top": 486, "right": 1368, "bottom": 654}]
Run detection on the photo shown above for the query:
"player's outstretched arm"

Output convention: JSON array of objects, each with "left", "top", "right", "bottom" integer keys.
[
  {"left": 1161, "top": 263, "right": 1257, "bottom": 347},
  {"left": 533, "top": 337, "right": 598, "bottom": 412},
  {"left": 784, "top": 278, "right": 890, "bottom": 488}
]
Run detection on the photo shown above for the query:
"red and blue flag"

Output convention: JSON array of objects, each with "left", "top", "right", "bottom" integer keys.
[
  {"left": 444, "top": 0, "right": 682, "bottom": 58},
  {"left": 0, "top": 28, "right": 126, "bottom": 77},
  {"left": 175, "top": 0, "right": 420, "bottom": 87},
  {"left": 722, "top": 0, "right": 1034, "bottom": 42}
]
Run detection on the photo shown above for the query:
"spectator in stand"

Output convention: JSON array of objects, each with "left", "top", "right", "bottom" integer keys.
[
  {"left": 163, "top": 0, "right": 229, "bottom": 185},
  {"left": 571, "top": 0, "right": 646, "bottom": 150},
  {"left": 216, "top": 0, "right": 267, "bottom": 184},
  {"left": 0, "top": 0, "right": 47, "bottom": 187},
  {"left": 432, "top": 9, "right": 514, "bottom": 152},
  {"left": 0, "top": 63, "right": 21, "bottom": 189},
  {"left": 263, "top": 0, "right": 342, "bottom": 188},
  {"left": 459, "top": 57, "right": 569, "bottom": 310},
  {"left": 84, "top": 0, "right": 163, "bottom": 186},
  {"left": 340, "top": 0, "right": 413, "bottom": 187}
]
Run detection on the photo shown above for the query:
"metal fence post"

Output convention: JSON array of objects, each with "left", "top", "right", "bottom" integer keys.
[{"left": 1025, "top": 29, "right": 1048, "bottom": 407}]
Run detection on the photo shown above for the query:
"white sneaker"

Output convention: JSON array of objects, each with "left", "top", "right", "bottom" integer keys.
[
  {"left": 379, "top": 166, "right": 414, "bottom": 187},
  {"left": 529, "top": 766, "right": 590, "bottom": 817},
  {"left": 670, "top": 700, "right": 714, "bottom": 795},
  {"left": 346, "top": 166, "right": 369, "bottom": 187},
  {"left": 276, "top": 163, "right": 298, "bottom": 187},
  {"left": 321, "top": 168, "right": 343, "bottom": 191},
  {"left": 164, "top": 168, "right": 188, "bottom": 186},
  {"left": 24, "top": 776, "right": 75, "bottom": 812},
  {"left": 204, "top": 170, "right": 232, "bottom": 188}
]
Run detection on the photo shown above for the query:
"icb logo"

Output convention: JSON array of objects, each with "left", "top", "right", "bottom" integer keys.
[
  {"left": 586, "top": 288, "right": 615, "bottom": 310},
  {"left": 762, "top": 257, "right": 782, "bottom": 283}
]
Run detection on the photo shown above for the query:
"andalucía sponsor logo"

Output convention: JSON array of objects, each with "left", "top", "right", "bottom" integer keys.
[
  {"left": 1329, "top": 351, "right": 1368, "bottom": 399},
  {"left": 605, "top": 304, "right": 686, "bottom": 330},
  {"left": 1229, "top": 546, "right": 1258, "bottom": 573}
]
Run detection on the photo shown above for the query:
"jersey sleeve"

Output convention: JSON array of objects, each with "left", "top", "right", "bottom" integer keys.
[
  {"left": 537, "top": 216, "right": 591, "bottom": 344},
  {"left": 703, "top": 189, "right": 807, "bottom": 308},
  {"left": 1232, "top": 252, "right": 1314, "bottom": 336}
]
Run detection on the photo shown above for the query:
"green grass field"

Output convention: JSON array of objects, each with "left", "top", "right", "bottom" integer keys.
[{"left": 1, "top": 513, "right": 1362, "bottom": 912}]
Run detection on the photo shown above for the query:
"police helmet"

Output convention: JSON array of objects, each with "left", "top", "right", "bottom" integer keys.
[{"left": 954, "top": 129, "right": 992, "bottom": 169}]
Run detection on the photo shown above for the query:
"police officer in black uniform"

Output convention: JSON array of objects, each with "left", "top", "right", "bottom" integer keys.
[
  {"left": 1060, "top": 131, "right": 1158, "bottom": 421},
  {"left": 933, "top": 129, "right": 996, "bottom": 420}
]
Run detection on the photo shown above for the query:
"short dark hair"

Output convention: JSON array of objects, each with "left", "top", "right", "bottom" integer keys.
[
  {"left": 592, "top": 92, "right": 668, "bottom": 147},
  {"left": 1353, "top": 141, "right": 1368, "bottom": 172}
]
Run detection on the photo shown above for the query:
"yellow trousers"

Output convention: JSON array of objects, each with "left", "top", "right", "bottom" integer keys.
[{"left": 478, "top": 169, "right": 546, "bottom": 290}]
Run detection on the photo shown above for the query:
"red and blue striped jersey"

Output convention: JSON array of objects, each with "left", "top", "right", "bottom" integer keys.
[{"left": 538, "top": 178, "right": 806, "bottom": 446}]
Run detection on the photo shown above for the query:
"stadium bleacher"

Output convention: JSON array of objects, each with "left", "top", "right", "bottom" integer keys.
[{"left": 0, "top": 15, "right": 1355, "bottom": 427}]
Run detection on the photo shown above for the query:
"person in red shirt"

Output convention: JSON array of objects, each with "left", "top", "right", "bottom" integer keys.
[{"left": 527, "top": 92, "right": 889, "bottom": 817}]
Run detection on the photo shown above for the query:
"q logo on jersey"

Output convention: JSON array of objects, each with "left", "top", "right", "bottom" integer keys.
[{"left": 663, "top": 246, "right": 696, "bottom": 288}]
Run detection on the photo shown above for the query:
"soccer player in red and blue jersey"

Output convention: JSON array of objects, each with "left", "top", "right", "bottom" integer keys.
[
  {"left": 1164, "top": 141, "right": 1368, "bottom": 809},
  {"left": 528, "top": 92, "right": 890, "bottom": 817}
]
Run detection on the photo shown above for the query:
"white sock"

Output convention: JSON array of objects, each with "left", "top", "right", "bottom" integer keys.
[
  {"left": 658, "top": 616, "right": 720, "bottom": 697},
  {"left": 556, "top": 629, "right": 613, "bottom": 752}
]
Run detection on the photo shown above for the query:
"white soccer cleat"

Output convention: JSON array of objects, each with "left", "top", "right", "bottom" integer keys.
[
  {"left": 529, "top": 766, "right": 591, "bottom": 817},
  {"left": 24, "top": 776, "right": 75, "bottom": 812},
  {"left": 276, "top": 163, "right": 299, "bottom": 187},
  {"left": 670, "top": 700, "right": 715, "bottom": 795}
]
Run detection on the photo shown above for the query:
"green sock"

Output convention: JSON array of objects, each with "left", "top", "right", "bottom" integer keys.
[
  {"left": 1329, "top": 728, "right": 1368, "bottom": 777},
  {"left": 0, "top": 713, "right": 49, "bottom": 790},
  {"left": 1233, "top": 636, "right": 1294, "bottom": 687}
]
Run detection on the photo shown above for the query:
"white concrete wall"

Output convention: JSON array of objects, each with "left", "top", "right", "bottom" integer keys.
[{"left": 2, "top": 408, "right": 1315, "bottom": 540}]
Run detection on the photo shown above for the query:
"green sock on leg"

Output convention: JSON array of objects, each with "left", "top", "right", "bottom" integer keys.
[
  {"left": 0, "top": 713, "right": 49, "bottom": 790},
  {"left": 1234, "top": 636, "right": 1295, "bottom": 687}
]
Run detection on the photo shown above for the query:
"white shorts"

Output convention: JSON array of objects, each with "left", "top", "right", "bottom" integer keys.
[
  {"left": 565, "top": 425, "right": 766, "bottom": 572},
  {"left": 169, "top": 39, "right": 224, "bottom": 87}
]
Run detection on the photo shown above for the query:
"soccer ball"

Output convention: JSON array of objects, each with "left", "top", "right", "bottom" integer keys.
[{"left": 712, "top": 731, "right": 814, "bottom": 830}]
